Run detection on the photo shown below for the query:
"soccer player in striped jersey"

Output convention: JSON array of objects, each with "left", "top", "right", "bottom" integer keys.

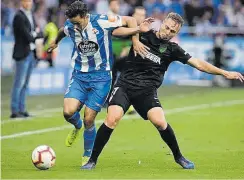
[{"left": 48, "top": 0, "right": 153, "bottom": 166}]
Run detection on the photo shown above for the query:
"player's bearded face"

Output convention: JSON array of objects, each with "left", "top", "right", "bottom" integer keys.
[{"left": 158, "top": 18, "right": 181, "bottom": 41}]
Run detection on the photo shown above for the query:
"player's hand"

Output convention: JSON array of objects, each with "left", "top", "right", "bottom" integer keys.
[
  {"left": 139, "top": 17, "right": 154, "bottom": 32},
  {"left": 47, "top": 43, "right": 58, "bottom": 53},
  {"left": 224, "top": 71, "right": 244, "bottom": 82},
  {"left": 132, "top": 39, "right": 150, "bottom": 58}
]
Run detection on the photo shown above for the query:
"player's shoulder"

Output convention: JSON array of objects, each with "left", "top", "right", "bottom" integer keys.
[
  {"left": 169, "top": 41, "right": 179, "bottom": 46},
  {"left": 142, "top": 29, "right": 155, "bottom": 35},
  {"left": 64, "top": 19, "right": 74, "bottom": 28},
  {"left": 166, "top": 41, "right": 181, "bottom": 52},
  {"left": 90, "top": 14, "right": 108, "bottom": 22},
  {"left": 93, "top": 14, "right": 122, "bottom": 22},
  {"left": 140, "top": 30, "right": 156, "bottom": 39}
]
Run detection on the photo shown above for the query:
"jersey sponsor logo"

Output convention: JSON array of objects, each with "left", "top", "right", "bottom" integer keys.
[
  {"left": 78, "top": 41, "right": 99, "bottom": 56},
  {"left": 146, "top": 52, "right": 161, "bottom": 64}
]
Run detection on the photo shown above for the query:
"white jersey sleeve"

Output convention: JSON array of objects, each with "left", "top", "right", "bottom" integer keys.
[{"left": 97, "top": 14, "right": 123, "bottom": 31}]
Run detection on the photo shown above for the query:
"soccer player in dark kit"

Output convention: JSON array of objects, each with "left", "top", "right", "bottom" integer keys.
[{"left": 82, "top": 12, "right": 244, "bottom": 170}]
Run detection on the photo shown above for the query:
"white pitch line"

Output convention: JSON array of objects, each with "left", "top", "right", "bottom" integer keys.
[
  {"left": 1, "top": 93, "right": 192, "bottom": 124},
  {"left": 0, "top": 115, "right": 138, "bottom": 140},
  {"left": 1, "top": 99, "right": 244, "bottom": 140},
  {"left": 165, "top": 99, "right": 244, "bottom": 114}
]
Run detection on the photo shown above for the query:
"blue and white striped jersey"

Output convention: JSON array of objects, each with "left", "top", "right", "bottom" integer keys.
[{"left": 64, "top": 14, "right": 122, "bottom": 72}]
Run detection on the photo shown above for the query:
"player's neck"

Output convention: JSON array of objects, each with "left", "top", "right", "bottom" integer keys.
[
  {"left": 155, "top": 31, "right": 160, "bottom": 39},
  {"left": 80, "top": 21, "right": 88, "bottom": 31},
  {"left": 80, "top": 16, "right": 89, "bottom": 31}
]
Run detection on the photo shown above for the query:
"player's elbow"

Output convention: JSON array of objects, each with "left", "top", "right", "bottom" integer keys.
[
  {"left": 189, "top": 58, "right": 205, "bottom": 72},
  {"left": 197, "top": 60, "right": 212, "bottom": 72},
  {"left": 196, "top": 64, "right": 205, "bottom": 72}
]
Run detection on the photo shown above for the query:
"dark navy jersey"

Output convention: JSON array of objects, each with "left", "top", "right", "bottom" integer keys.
[{"left": 116, "top": 30, "right": 192, "bottom": 91}]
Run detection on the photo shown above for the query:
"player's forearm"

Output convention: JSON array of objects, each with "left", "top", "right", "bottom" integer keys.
[
  {"left": 112, "top": 27, "right": 140, "bottom": 36},
  {"left": 124, "top": 16, "right": 140, "bottom": 42},
  {"left": 189, "top": 58, "right": 228, "bottom": 76},
  {"left": 54, "top": 27, "right": 66, "bottom": 44}
]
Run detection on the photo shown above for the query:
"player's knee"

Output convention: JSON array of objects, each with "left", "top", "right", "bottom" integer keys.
[
  {"left": 63, "top": 108, "right": 77, "bottom": 121},
  {"left": 105, "top": 115, "right": 120, "bottom": 129},
  {"left": 83, "top": 112, "right": 96, "bottom": 128},
  {"left": 152, "top": 120, "right": 168, "bottom": 130},
  {"left": 83, "top": 118, "right": 94, "bottom": 129}
]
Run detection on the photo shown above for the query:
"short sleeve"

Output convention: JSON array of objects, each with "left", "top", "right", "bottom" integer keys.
[
  {"left": 171, "top": 42, "right": 191, "bottom": 64},
  {"left": 97, "top": 14, "right": 123, "bottom": 31}
]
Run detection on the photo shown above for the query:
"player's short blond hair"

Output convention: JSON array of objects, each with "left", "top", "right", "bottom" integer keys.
[{"left": 166, "top": 12, "right": 184, "bottom": 26}]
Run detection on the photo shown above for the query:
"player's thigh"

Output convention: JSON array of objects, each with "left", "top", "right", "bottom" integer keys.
[
  {"left": 83, "top": 106, "right": 98, "bottom": 128},
  {"left": 132, "top": 90, "right": 162, "bottom": 120},
  {"left": 147, "top": 107, "right": 167, "bottom": 130},
  {"left": 108, "top": 86, "right": 131, "bottom": 115},
  {"left": 86, "top": 80, "right": 112, "bottom": 112},
  {"left": 64, "top": 77, "right": 87, "bottom": 114},
  {"left": 105, "top": 105, "right": 124, "bottom": 129}
]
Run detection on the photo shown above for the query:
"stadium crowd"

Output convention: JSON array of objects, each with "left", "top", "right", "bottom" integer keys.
[{"left": 1, "top": 0, "right": 244, "bottom": 37}]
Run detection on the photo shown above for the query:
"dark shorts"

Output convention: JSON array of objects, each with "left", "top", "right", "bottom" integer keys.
[{"left": 108, "top": 86, "right": 162, "bottom": 120}]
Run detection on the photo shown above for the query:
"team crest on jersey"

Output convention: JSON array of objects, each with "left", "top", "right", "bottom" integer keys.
[
  {"left": 159, "top": 45, "right": 167, "bottom": 53},
  {"left": 92, "top": 28, "right": 99, "bottom": 34},
  {"left": 78, "top": 41, "right": 99, "bottom": 56}
]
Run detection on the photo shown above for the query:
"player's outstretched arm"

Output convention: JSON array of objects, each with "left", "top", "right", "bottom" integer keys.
[
  {"left": 187, "top": 58, "right": 244, "bottom": 82},
  {"left": 112, "top": 26, "right": 140, "bottom": 36},
  {"left": 112, "top": 18, "right": 154, "bottom": 36},
  {"left": 47, "top": 27, "right": 66, "bottom": 52}
]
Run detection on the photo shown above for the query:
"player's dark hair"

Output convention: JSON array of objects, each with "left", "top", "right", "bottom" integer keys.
[
  {"left": 166, "top": 12, "right": 184, "bottom": 26},
  {"left": 65, "top": 0, "right": 88, "bottom": 18}
]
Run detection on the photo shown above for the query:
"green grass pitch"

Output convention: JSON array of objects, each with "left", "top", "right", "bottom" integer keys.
[{"left": 1, "top": 76, "right": 244, "bottom": 179}]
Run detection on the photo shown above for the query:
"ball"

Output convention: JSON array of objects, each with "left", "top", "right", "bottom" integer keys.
[{"left": 31, "top": 145, "right": 56, "bottom": 170}]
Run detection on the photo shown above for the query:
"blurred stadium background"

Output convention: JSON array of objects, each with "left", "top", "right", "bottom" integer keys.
[{"left": 1, "top": 0, "right": 244, "bottom": 179}]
